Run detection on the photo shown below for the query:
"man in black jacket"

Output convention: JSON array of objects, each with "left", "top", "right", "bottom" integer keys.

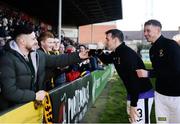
[
  {"left": 96, "top": 29, "right": 154, "bottom": 124},
  {"left": 0, "top": 25, "right": 88, "bottom": 111},
  {"left": 136, "top": 19, "right": 180, "bottom": 123}
]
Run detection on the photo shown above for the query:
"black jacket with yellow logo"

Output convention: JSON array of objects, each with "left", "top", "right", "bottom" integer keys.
[
  {"left": 99, "top": 42, "right": 152, "bottom": 106},
  {"left": 149, "top": 35, "right": 180, "bottom": 96}
]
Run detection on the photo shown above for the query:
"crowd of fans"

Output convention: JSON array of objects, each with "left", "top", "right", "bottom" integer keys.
[
  {"left": 0, "top": 6, "right": 105, "bottom": 100},
  {"left": 35, "top": 31, "right": 104, "bottom": 90},
  {"left": 0, "top": 3, "right": 107, "bottom": 112}
]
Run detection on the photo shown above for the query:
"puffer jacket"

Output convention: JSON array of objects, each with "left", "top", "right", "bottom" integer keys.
[{"left": 0, "top": 41, "right": 81, "bottom": 111}]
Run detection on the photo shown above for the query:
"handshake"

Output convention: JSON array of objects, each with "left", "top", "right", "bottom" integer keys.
[
  {"left": 88, "top": 49, "right": 103, "bottom": 56},
  {"left": 88, "top": 42, "right": 106, "bottom": 56}
]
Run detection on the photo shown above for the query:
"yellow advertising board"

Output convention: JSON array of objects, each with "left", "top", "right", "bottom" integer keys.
[{"left": 0, "top": 102, "right": 43, "bottom": 123}]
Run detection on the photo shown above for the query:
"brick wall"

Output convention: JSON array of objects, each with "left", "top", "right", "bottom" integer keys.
[{"left": 79, "top": 24, "right": 116, "bottom": 44}]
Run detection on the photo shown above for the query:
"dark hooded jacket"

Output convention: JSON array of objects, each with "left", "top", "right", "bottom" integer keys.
[{"left": 0, "top": 41, "right": 82, "bottom": 111}]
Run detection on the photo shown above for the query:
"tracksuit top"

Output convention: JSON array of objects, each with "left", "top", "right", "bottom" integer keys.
[
  {"left": 99, "top": 42, "right": 153, "bottom": 106},
  {"left": 149, "top": 35, "right": 180, "bottom": 96}
]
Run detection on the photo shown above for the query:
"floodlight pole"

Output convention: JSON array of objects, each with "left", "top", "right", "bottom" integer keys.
[{"left": 58, "top": 0, "right": 62, "bottom": 41}]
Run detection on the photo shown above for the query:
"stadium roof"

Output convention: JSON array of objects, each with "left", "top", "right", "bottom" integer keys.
[{"left": 2, "top": 0, "right": 122, "bottom": 27}]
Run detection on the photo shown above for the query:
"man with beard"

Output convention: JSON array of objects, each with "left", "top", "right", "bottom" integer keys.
[{"left": 0, "top": 25, "right": 89, "bottom": 111}]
